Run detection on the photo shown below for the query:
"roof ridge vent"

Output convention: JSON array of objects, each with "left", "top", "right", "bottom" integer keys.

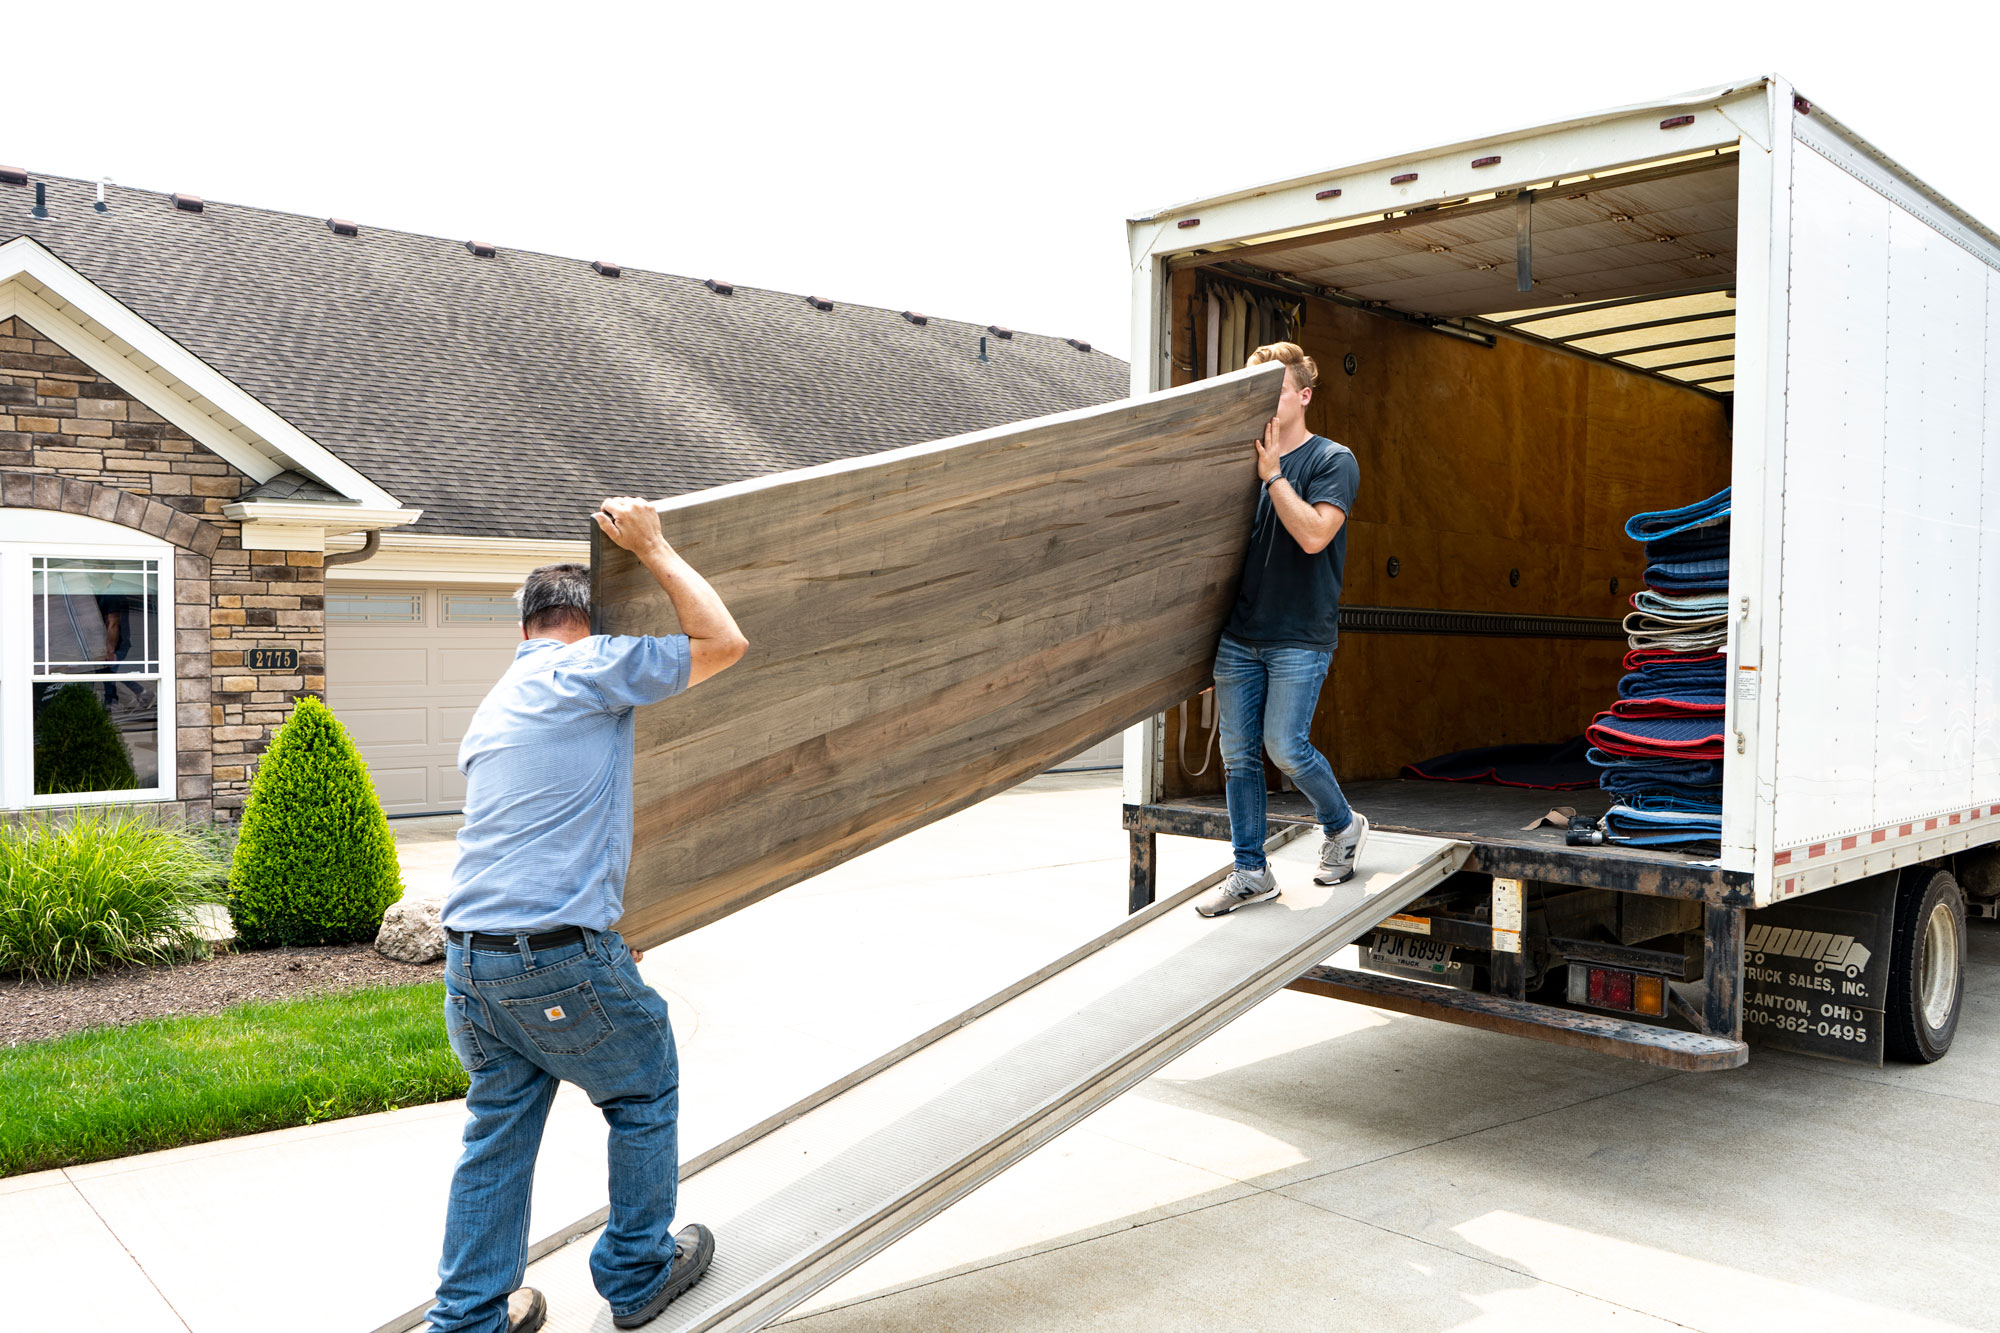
[
  {"left": 0, "top": 166, "right": 26, "bottom": 186},
  {"left": 1066, "top": 337, "right": 1092, "bottom": 352},
  {"left": 592, "top": 260, "right": 622, "bottom": 277},
  {"left": 805, "top": 295, "right": 834, "bottom": 311},
  {"left": 986, "top": 324, "right": 1014, "bottom": 339},
  {"left": 327, "top": 218, "right": 359, "bottom": 237},
  {"left": 902, "top": 311, "right": 928, "bottom": 325},
  {"left": 466, "top": 240, "right": 497, "bottom": 258},
  {"left": 172, "top": 192, "right": 205, "bottom": 213},
  {"left": 704, "top": 278, "right": 735, "bottom": 295}
]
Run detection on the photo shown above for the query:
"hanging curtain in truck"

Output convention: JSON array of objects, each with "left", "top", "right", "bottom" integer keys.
[{"left": 1196, "top": 276, "right": 1303, "bottom": 384}]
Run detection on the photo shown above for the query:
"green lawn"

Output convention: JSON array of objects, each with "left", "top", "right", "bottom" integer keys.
[{"left": 0, "top": 981, "right": 467, "bottom": 1176}]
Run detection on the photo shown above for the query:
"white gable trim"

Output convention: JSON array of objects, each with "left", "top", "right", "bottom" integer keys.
[{"left": 0, "top": 236, "right": 401, "bottom": 508}]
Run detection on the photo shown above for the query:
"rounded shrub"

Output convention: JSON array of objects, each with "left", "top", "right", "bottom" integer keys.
[
  {"left": 34, "top": 683, "right": 138, "bottom": 795},
  {"left": 228, "top": 696, "right": 404, "bottom": 948}
]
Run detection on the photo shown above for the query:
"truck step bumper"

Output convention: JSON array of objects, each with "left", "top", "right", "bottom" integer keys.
[{"left": 1289, "top": 965, "right": 1749, "bottom": 1072}]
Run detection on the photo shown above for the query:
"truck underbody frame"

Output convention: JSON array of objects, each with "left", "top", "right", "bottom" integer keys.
[{"left": 1124, "top": 781, "right": 1756, "bottom": 1071}]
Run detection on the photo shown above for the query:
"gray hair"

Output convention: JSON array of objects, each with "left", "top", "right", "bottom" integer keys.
[{"left": 517, "top": 563, "right": 592, "bottom": 636}]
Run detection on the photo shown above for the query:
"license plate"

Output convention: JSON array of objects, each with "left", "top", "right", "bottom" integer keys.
[{"left": 1366, "top": 932, "right": 1472, "bottom": 989}]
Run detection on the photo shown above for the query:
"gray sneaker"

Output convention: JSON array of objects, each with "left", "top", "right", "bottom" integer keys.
[
  {"left": 1194, "top": 865, "right": 1280, "bottom": 917},
  {"left": 1315, "top": 812, "right": 1370, "bottom": 885}
]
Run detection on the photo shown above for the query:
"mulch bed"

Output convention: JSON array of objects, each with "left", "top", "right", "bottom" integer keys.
[{"left": 1, "top": 945, "right": 444, "bottom": 1049}]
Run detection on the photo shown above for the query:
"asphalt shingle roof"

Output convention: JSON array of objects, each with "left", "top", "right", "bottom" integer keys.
[{"left": 4, "top": 173, "right": 1129, "bottom": 540}]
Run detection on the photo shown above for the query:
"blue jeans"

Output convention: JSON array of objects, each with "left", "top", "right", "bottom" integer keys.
[
  {"left": 431, "top": 930, "right": 680, "bottom": 1333},
  {"left": 1213, "top": 634, "right": 1353, "bottom": 870}
]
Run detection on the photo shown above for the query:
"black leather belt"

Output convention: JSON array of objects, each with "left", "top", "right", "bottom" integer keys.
[{"left": 445, "top": 925, "right": 587, "bottom": 951}]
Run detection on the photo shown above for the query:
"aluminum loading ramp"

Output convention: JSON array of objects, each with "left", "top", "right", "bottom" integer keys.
[{"left": 524, "top": 830, "right": 1468, "bottom": 1333}]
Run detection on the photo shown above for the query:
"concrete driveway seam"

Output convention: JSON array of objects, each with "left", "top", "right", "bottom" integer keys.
[{"left": 65, "top": 1168, "right": 193, "bottom": 1333}]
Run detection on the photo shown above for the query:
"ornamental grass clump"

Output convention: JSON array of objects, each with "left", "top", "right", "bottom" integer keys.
[
  {"left": 228, "top": 697, "right": 403, "bottom": 948},
  {"left": 0, "top": 812, "right": 227, "bottom": 981}
]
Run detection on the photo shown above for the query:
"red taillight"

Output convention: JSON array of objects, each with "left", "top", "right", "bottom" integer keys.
[
  {"left": 1661, "top": 115, "right": 1695, "bottom": 129},
  {"left": 1471, "top": 156, "right": 1501, "bottom": 168},
  {"left": 1316, "top": 188, "right": 1342, "bottom": 200},
  {"left": 1587, "top": 967, "right": 1634, "bottom": 1009},
  {"left": 1573, "top": 965, "right": 1668, "bottom": 1016},
  {"left": 1391, "top": 172, "right": 1418, "bottom": 185}
]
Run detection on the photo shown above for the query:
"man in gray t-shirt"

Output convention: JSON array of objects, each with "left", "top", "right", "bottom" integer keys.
[{"left": 1194, "top": 343, "right": 1369, "bottom": 917}]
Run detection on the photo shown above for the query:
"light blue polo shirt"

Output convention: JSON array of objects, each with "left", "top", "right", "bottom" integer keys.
[{"left": 443, "top": 634, "right": 691, "bottom": 933}]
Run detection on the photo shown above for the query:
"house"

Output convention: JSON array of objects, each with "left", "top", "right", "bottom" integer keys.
[{"left": 1, "top": 169, "right": 1127, "bottom": 819}]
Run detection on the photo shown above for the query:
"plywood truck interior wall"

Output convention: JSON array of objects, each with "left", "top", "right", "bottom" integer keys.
[{"left": 1161, "top": 202, "right": 1734, "bottom": 798}]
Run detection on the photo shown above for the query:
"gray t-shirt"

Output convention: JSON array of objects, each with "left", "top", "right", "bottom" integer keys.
[{"left": 1223, "top": 435, "right": 1359, "bottom": 651}]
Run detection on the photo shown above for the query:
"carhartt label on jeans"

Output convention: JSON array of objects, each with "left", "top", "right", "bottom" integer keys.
[{"left": 545, "top": 1006, "right": 565, "bottom": 1021}]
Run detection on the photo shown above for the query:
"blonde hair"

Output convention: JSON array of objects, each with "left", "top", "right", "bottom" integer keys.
[{"left": 1246, "top": 341, "right": 1319, "bottom": 392}]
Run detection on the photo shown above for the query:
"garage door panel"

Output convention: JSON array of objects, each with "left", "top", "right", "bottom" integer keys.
[
  {"left": 328, "top": 585, "right": 518, "bottom": 816},
  {"left": 341, "top": 706, "right": 432, "bottom": 747},
  {"left": 365, "top": 765, "right": 432, "bottom": 808},
  {"left": 437, "top": 705, "right": 482, "bottom": 745},
  {"left": 438, "top": 646, "right": 520, "bottom": 684},
  {"left": 330, "top": 647, "right": 432, "bottom": 687}
]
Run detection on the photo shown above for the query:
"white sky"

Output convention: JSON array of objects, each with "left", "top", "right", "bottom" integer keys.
[{"left": 7, "top": 1, "right": 1992, "bottom": 363}]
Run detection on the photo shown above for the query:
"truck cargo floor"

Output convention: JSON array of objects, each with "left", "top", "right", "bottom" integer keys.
[{"left": 1146, "top": 781, "right": 1753, "bottom": 903}]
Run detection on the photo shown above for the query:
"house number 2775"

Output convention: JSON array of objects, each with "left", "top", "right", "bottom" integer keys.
[{"left": 247, "top": 648, "right": 299, "bottom": 671}]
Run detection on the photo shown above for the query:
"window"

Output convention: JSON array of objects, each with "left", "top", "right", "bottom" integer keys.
[
  {"left": 2, "top": 511, "right": 176, "bottom": 808},
  {"left": 326, "top": 591, "right": 422, "bottom": 624},
  {"left": 32, "top": 557, "right": 163, "bottom": 795},
  {"left": 441, "top": 592, "right": 519, "bottom": 625}
]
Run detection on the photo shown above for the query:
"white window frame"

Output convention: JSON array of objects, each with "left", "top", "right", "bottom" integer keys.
[
  {"left": 326, "top": 589, "right": 425, "bottom": 625},
  {"left": 0, "top": 510, "right": 178, "bottom": 809},
  {"left": 440, "top": 590, "right": 518, "bottom": 625}
]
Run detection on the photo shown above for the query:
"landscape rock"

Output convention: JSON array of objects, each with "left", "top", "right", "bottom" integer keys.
[{"left": 376, "top": 894, "right": 446, "bottom": 963}]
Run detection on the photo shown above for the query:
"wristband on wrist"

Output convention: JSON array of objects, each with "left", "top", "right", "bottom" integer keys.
[{"left": 1262, "top": 473, "right": 1283, "bottom": 491}]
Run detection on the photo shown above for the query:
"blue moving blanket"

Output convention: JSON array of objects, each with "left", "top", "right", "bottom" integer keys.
[
  {"left": 1604, "top": 804, "right": 1723, "bottom": 846},
  {"left": 1625, "top": 486, "right": 1731, "bottom": 541},
  {"left": 1400, "top": 737, "right": 1597, "bottom": 790},
  {"left": 1587, "top": 749, "right": 1724, "bottom": 783},
  {"left": 1618, "top": 666, "right": 1727, "bottom": 699},
  {"left": 1646, "top": 527, "right": 1730, "bottom": 564},
  {"left": 1632, "top": 589, "right": 1729, "bottom": 617},
  {"left": 1618, "top": 786, "right": 1724, "bottom": 813},
  {"left": 1644, "top": 557, "right": 1730, "bottom": 592}
]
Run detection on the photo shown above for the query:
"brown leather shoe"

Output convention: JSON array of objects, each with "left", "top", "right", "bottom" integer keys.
[{"left": 508, "top": 1287, "right": 548, "bottom": 1333}]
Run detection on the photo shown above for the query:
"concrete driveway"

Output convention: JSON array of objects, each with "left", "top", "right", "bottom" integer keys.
[
  {"left": 749, "top": 784, "right": 2000, "bottom": 1332},
  {"left": 10, "top": 771, "right": 1992, "bottom": 1333}
]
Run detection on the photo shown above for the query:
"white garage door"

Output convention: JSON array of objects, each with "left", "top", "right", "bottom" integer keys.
[{"left": 325, "top": 585, "right": 521, "bottom": 816}]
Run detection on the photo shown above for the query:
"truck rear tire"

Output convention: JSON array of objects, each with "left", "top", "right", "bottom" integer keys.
[{"left": 1885, "top": 866, "right": 1966, "bottom": 1063}]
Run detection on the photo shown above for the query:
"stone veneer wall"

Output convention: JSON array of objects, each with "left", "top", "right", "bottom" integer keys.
[{"left": 0, "top": 315, "right": 325, "bottom": 821}]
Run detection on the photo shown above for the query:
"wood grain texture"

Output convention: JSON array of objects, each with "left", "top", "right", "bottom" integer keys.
[{"left": 593, "top": 364, "right": 1285, "bottom": 948}]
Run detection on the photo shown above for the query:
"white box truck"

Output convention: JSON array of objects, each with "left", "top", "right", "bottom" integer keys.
[{"left": 1120, "top": 75, "right": 2000, "bottom": 1069}]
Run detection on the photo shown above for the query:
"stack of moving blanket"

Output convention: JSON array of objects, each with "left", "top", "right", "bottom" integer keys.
[{"left": 1585, "top": 487, "right": 1730, "bottom": 848}]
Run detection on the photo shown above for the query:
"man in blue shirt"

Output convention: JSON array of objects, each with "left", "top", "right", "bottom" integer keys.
[
  {"left": 428, "top": 497, "right": 747, "bottom": 1333},
  {"left": 1194, "top": 343, "right": 1367, "bottom": 917}
]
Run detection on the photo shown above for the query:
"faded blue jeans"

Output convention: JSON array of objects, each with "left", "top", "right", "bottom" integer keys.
[
  {"left": 1213, "top": 634, "right": 1353, "bottom": 870},
  {"left": 430, "top": 930, "right": 680, "bottom": 1333}
]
